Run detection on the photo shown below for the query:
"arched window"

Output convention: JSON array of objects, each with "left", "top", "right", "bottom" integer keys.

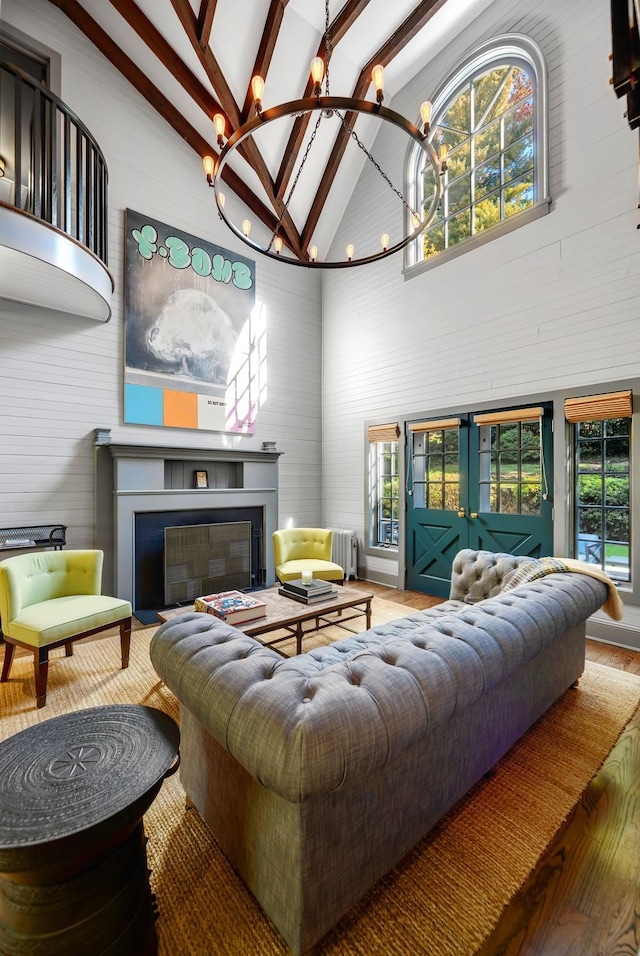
[{"left": 406, "top": 35, "right": 549, "bottom": 271}]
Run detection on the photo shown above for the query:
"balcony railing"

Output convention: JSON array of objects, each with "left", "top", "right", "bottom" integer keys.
[{"left": 0, "top": 59, "right": 108, "bottom": 263}]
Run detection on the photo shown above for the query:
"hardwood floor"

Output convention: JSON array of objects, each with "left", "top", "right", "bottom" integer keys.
[{"left": 356, "top": 580, "right": 640, "bottom": 956}]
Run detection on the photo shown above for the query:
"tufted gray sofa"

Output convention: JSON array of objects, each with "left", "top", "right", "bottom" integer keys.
[{"left": 150, "top": 549, "right": 608, "bottom": 955}]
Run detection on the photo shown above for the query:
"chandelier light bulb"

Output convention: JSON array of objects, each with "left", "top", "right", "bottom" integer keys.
[
  {"left": 311, "top": 56, "right": 325, "bottom": 96},
  {"left": 207, "top": 8, "right": 444, "bottom": 268},
  {"left": 202, "top": 155, "right": 214, "bottom": 183},
  {"left": 213, "top": 113, "right": 226, "bottom": 148},
  {"left": 372, "top": 64, "right": 384, "bottom": 104},
  {"left": 439, "top": 143, "right": 448, "bottom": 172},
  {"left": 420, "top": 101, "right": 432, "bottom": 134},
  {"left": 251, "top": 74, "right": 265, "bottom": 113}
]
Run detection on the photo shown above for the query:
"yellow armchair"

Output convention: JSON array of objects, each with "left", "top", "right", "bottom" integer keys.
[
  {"left": 273, "top": 528, "right": 345, "bottom": 584},
  {"left": 0, "top": 549, "right": 132, "bottom": 708}
]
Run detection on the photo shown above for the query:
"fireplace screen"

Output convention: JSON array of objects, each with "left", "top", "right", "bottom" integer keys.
[{"left": 163, "top": 521, "right": 252, "bottom": 605}]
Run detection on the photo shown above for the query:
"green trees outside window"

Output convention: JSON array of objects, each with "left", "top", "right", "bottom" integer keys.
[
  {"left": 478, "top": 420, "right": 542, "bottom": 515},
  {"left": 421, "top": 61, "right": 536, "bottom": 260},
  {"left": 372, "top": 441, "right": 399, "bottom": 546},
  {"left": 575, "top": 419, "right": 630, "bottom": 582}
]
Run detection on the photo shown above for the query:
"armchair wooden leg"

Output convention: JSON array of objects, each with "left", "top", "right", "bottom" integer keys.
[
  {"left": 1, "top": 640, "right": 16, "bottom": 682},
  {"left": 65, "top": 642, "right": 74, "bottom": 657},
  {"left": 34, "top": 647, "right": 50, "bottom": 709},
  {"left": 120, "top": 617, "right": 132, "bottom": 669}
]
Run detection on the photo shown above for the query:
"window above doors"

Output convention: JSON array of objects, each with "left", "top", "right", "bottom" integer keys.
[{"left": 405, "top": 34, "right": 550, "bottom": 276}]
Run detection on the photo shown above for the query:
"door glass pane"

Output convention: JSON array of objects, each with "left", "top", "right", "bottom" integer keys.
[
  {"left": 500, "top": 484, "right": 519, "bottom": 513},
  {"left": 429, "top": 484, "right": 443, "bottom": 509},
  {"left": 479, "top": 417, "right": 542, "bottom": 514},
  {"left": 413, "top": 427, "right": 460, "bottom": 511},
  {"left": 444, "top": 483, "right": 460, "bottom": 510}
]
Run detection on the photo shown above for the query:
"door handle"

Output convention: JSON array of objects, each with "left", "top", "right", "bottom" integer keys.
[
  {"left": 457, "top": 510, "right": 465, "bottom": 517},
  {"left": 470, "top": 512, "right": 478, "bottom": 519}
]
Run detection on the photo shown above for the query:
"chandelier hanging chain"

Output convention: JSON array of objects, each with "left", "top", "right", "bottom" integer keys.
[
  {"left": 324, "top": 0, "right": 332, "bottom": 96},
  {"left": 334, "top": 108, "right": 420, "bottom": 220},
  {"left": 266, "top": 0, "right": 333, "bottom": 253},
  {"left": 267, "top": 112, "right": 323, "bottom": 252},
  {"left": 206, "top": 0, "right": 444, "bottom": 267}
]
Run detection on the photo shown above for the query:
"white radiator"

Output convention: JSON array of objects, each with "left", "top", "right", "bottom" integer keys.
[{"left": 328, "top": 528, "right": 357, "bottom": 580}]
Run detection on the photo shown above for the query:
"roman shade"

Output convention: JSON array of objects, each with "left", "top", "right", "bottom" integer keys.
[
  {"left": 367, "top": 423, "right": 400, "bottom": 442},
  {"left": 473, "top": 407, "right": 543, "bottom": 426},
  {"left": 564, "top": 390, "right": 632, "bottom": 423},
  {"left": 407, "top": 417, "right": 461, "bottom": 431}
]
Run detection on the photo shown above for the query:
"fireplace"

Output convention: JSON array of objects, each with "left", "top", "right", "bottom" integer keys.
[
  {"left": 136, "top": 509, "right": 263, "bottom": 613},
  {"left": 94, "top": 435, "right": 280, "bottom": 617}
]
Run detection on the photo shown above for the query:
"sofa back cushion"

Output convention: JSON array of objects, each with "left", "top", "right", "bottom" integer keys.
[{"left": 450, "top": 549, "right": 533, "bottom": 603}]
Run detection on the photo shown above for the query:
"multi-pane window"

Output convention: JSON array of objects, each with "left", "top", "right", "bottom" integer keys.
[
  {"left": 407, "top": 37, "right": 548, "bottom": 269},
  {"left": 422, "top": 63, "right": 535, "bottom": 260},
  {"left": 411, "top": 426, "right": 460, "bottom": 510},
  {"left": 477, "top": 419, "right": 542, "bottom": 515},
  {"left": 372, "top": 441, "right": 399, "bottom": 546},
  {"left": 574, "top": 419, "right": 630, "bottom": 583}
]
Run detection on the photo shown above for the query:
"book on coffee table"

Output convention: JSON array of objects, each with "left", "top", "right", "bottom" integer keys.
[
  {"left": 278, "top": 586, "right": 338, "bottom": 605},
  {"left": 194, "top": 590, "right": 267, "bottom": 623},
  {"left": 281, "top": 577, "right": 334, "bottom": 597}
]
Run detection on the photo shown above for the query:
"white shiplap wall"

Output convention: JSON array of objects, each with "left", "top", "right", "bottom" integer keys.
[
  {"left": 0, "top": 0, "right": 323, "bottom": 553},
  {"left": 322, "top": 0, "right": 640, "bottom": 594}
]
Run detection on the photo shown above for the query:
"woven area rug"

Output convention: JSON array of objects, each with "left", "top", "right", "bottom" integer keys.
[{"left": 2, "top": 601, "right": 640, "bottom": 955}]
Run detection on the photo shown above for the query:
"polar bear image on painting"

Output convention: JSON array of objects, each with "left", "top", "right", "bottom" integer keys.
[{"left": 146, "top": 288, "right": 237, "bottom": 385}]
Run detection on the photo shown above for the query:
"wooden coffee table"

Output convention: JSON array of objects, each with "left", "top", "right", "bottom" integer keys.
[{"left": 157, "top": 585, "right": 373, "bottom": 656}]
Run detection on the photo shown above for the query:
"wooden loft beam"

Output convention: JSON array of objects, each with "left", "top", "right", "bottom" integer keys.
[
  {"left": 301, "top": 0, "right": 447, "bottom": 250},
  {"left": 275, "top": 0, "right": 372, "bottom": 199},
  {"left": 46, "top": 0, "right": 283, "bottom": 242}
]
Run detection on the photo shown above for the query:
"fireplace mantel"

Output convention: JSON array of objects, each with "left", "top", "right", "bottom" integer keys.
[{"left": 94, "top": 435, "right": 281, "bottom": 609}]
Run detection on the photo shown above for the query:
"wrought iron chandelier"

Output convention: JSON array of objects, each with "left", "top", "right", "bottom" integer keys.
[{"left": 203, "top": 1, "right": 446, "bottom": 268}]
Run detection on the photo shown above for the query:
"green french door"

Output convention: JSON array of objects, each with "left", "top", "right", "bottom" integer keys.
[{"left": 406, "top": 406, "right": 553, "bottom": 596}]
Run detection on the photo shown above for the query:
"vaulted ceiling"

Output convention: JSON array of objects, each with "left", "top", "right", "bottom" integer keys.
[{"left": 46, "top": 0, "right": 493, "bottom": 258}]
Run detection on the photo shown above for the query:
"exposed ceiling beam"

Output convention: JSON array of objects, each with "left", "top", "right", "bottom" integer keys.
[
  {"left": 45, "top": 0, "right": 284, "bottom": 244},
  {"left": 106, "top": 0, "right": 223, "bottom": 119},
  {"left": 170, "top": 0, "right": 241, "bottom": 130},
  {"left": 197, "top": 0, "right": 217, "bottom": 49},
  {"left": 301, "top": 0, "right": 448, "bottom": 250},
  {"left": 275, "top": 0, "right": 372, "bottom": 199},
  {"left": 170, "top": 0, "right": 304, "bottom": 258},
  {"left": 241, "top": 0, "right": 290, "bottom": 122}
]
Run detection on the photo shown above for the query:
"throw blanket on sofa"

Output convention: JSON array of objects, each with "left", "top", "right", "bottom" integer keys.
[{"left": 502, "top": 556, "right": 623, "bottom": 620}]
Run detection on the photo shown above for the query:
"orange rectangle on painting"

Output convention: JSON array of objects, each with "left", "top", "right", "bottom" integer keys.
[{"left": 164, "top": 389, "right": 198, "bottom": 428}]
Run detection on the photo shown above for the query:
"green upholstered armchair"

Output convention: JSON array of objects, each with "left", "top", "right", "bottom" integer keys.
[
  {"left": 273, "top": 528, "right": 345, "bottom": 584},
  {"left": 0, "top": 549, "right": 132, "bottom": 708}
]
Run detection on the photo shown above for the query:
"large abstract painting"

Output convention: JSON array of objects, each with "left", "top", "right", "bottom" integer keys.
[{"left": 124, "top": 209, "right": 259, "bottom": 433}]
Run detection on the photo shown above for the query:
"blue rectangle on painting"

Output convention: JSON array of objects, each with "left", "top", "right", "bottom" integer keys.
[{"left": 125, "top": 383, "right": 163, "bottom": 425}]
